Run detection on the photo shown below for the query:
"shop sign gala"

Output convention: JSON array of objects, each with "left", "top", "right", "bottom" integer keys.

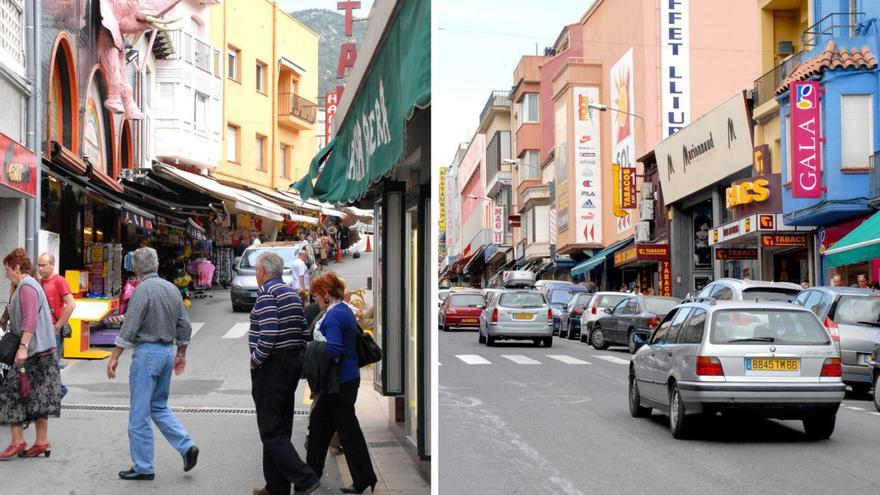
[{"left": 790, "top": 81, "right": 822, "bottom": 198}]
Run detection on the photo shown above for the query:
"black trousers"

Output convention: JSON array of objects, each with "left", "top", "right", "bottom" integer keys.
[
  {"left": 306, "top": 379, "right": 377, "bottom": 488},
  {"left": 251, "top": 350, "right": 318, "bottom": 494}
]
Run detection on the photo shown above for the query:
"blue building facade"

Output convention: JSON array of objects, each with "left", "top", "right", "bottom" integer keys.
[{"left": 779, "top": 2, "right": 880, "bottom": 283}]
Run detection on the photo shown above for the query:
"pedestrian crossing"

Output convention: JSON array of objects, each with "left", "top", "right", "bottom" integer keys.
[{"left": 452, "top": 353, "right": 630, "bottom": 366}]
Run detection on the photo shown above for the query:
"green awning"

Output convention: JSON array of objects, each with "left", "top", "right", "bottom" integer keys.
[
  {"left": 292, "top": 0, "right": 430, "bottom": 204},
  {"left": 570, "top": 238, "right": 634, "bottom": 277},
  {"left": 824, "top": 211, "right": 880, "bottom": 267}
]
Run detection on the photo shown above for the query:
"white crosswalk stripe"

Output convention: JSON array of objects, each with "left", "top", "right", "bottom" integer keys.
[
  {"left": 456, "top": 355, "right": 492, "bottom": 365},
  {"left": 593, "top": 355, "right": 631, "bottom": 365},
  {"left": 190, "top": 322, "right": 205, "bottom": 338},
  {"left": 547, "top": 355, "right": 591, "bottom": 365},
  {"left": 502, "top": 355, "right": 542, "bottom": 365},
  {"left": 222, "top": 322, "right": 251, "bottom": 339}
]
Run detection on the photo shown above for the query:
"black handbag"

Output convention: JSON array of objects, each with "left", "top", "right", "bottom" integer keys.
[
  {"left": 355, "top": 324, "right": 382, "bottom": 368},
  {"left": 0, "top": 308, "right": 21, "bottom": 369}
]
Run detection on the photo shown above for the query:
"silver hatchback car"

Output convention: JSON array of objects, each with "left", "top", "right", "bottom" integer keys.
[
  {"left": 478, "top": 289, "right": 553, "bottom": 347},
  {"left": 629, "top": 301, "right": 845, "bottom": 439}
]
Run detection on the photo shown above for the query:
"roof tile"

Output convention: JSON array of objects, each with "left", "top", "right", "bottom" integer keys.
[{"left": 776, "top": 40, "right": 878, "bottom": 95}]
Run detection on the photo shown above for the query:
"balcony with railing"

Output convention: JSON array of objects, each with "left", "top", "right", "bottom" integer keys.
[
  {"left": 158, "top": 30, "right": 221, "bottom": 77},
  {"left": 278, "top": 93, "right": 318, "bottom": 130},
  {"left": 753, "top": 51, "right": 805, "bottom": 107},
  {"left": 486, "top": 131, "right": 512, "bottom": 197},
  {"left": 802, "top": 12, "right": 865, "bottom": 50},
  {"left": 479, "top": 90, "right": 510, "bottom": 128}
]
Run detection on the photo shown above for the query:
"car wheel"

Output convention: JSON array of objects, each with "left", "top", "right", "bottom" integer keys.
[
  {"left": 850, "top": 383, "right": 872, "bottom": 398},
  {"left": 591, "top": 325, "right": 609, "bottom": 350},
  {"left": 874, "top": 373, "right": 880, "bottom": 413},
  {"left": 232, "top": 303, "right": 243, "bottom": 313},
  {"left": 802, "top": 414, "right": 836, "bottom": 440},
  {"left": 478, "top": 329, "right": 486, "bottom": 344},
  {"left": 627, "top": 330, "right": 638, "bottom": 354},
  {"left": 543, "top": 337, "right": 553, "bottom": 348},
  {"left": 629, "top": 371, "right": 652, "bottom": 418},
  {"left": 532, "top": 338, "right": 541, "bottom": 346},
  {"left": 486, "top": 335, "right": 495, "bottom": 347},
  {"left": 669, "top": 383, "right": 690, "bottom": 439}
]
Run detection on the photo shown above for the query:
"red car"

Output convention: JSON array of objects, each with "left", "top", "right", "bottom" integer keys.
[{"left": 440, "top": 292, "right": 485, "bottom": 331}]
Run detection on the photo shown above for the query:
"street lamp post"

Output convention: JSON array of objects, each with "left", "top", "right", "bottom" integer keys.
[{"left": 588, "top": 103, "right": 645, "bottom": 129}]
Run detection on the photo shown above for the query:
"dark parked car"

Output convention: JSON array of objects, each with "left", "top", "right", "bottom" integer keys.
[
  {"left": 540, "top": 282, "right": 589, "bottom": 336},
  {"left": 440, "top": 292, "right": 485, "bottom": 331},
  {"left": 589, "top": 295, "right": 682, "bottom": 353},
  {"left": 558, "top": 293, "right": 593, "bottom": 340},
  {"left": 793, "top": 287, "right": 880, "bottom": 396}
]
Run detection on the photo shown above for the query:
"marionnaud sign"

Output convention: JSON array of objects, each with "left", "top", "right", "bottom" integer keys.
[{"left": 656, "top": 92, "right": 753, "bottom": 205}]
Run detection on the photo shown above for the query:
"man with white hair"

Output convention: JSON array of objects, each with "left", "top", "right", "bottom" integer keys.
[
  {"left": 249, "top": 251, "right": 320, "bottom": 495},
  {"left": 106, "top": 247, "right": 199, "bottom": 481}
]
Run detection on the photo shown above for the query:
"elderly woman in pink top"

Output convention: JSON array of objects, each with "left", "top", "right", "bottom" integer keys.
[{"left": 0, "top": 248, "right": 61, "bottom": 460}]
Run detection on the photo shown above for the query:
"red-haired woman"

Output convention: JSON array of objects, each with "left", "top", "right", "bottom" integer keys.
[
  {"left": 305, "top": 272, "right": 377, "bottom": 493},
  {"left": 0, "top": 248, "right": 61, "bottom": 460}
]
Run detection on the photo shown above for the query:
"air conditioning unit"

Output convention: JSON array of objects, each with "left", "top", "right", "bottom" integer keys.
[
  {"left": 639, "top": 200, "right": 654, "bottom": 221},
  {"left": 641, "top": 183, "right": 654, "bottom": 200},
  {"left": 635, "top": 221, "right": 651, "bottom": 243},
  {"left": 778, "top": 40, "right": 794, "bottom": 56}
]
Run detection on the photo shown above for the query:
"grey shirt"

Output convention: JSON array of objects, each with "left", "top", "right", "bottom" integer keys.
[{"left": 115, "top": 273, "right": 192, "bottom": 349}]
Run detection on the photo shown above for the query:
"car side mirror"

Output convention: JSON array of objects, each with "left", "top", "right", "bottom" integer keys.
[
  {"left": 604, "top": 307, "right": 612, "bottom": 314},
  {"left": 632, "top": 333, "right": 646, "bottom": 345}
]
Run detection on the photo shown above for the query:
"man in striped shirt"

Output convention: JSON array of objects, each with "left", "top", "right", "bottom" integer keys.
[{"left": 249, "top": 252, "right": 320, "bottom": 495}]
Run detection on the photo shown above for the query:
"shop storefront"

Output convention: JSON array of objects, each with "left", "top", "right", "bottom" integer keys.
[
  {"left": 708, "top": 173, "right": 816, "bottom": 284},
  {"left": 294, "top": 0, "right": 430, "bottom": 462},
  {"left": 612, "top": 243, "right": 671, "bottom": 294},
  {"left": 654, "top": 92, "right": 755, "bottom": 296},
  {"left": 822, "top": 213, "right": 880, "bottom": 285}
]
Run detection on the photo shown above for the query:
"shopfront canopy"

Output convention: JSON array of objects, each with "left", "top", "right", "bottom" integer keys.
[
  {"left": 246, "top": 187, "right": 319, "bottom": 225},
  {"left": 292, "top": 0, "right": 430, "bottom": 204},
  {"left": 570, "top": 238, "right": 634, "bottom": 277},
  {"left": 153, "top": 164, "right": 289, "bottom": 222},
  {"left": 824, "top": 211, "right": 880, "bottom": 267}
]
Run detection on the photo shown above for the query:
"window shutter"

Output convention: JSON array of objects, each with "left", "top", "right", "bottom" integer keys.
[{"left": 841, "top": 94, "right": 873, "bottom": 168}]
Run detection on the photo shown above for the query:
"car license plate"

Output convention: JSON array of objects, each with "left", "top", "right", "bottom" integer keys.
[
  {"left": 462, "top": 318, "right": 478, "bottom": 323},
  {"left": 513, "top": 313, "right": 533, "bottom": 320},
  {"left": 746, "top": 358, "right": 800, "bottom": 371}
]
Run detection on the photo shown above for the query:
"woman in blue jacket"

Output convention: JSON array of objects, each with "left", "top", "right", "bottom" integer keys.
[{"left": 306, "top": 272, "right": 377, "bottom": 493}]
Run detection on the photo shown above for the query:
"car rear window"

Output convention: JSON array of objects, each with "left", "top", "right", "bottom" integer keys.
[
  {"left": 240, "top": 248, "right": 298, "bottom": 268},
  {"left": 710, "top": 309, "right": 829, "bottom": 345},
  {"left": 644, "top": 297, "right": 681, "bottom": 315},
  {"left": 449, "top": 294, "right": 485, "bottom": 307},
  {"left": 550, "top": 290, "right": 576, "bottom": 305},
  {"left": 595, "top": 294, "right": 627, "bottom": 308},
  {"left": 740, "top": 288, "right": 799, "bottom": 302},
  {"left": 832, "top": 296, "right": 880, "bottom": 327},
  {"left": 500, "top": 293, "right": 545, "bottom": 308}
]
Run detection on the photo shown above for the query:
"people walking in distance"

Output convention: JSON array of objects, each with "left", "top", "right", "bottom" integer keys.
[
  {"left": 106, "top": 247, "right": 198, "bottom": 480},
  {"left": 291, "top": 249, "right": 310, "bottom": 294},
  {"left": 37, "top": 253, "right": 75, "bottom": 398},
  {"left": 306, "top": 272, "right": 378, "bottom": 494},
  {"left": 854, "top": 274, "right": 869, "bottom": 289},
  {"left": 830, "top": 273, "right": 844, "bottom": 287},
  {"left": 645, "top": 287, "right": 656, "bottom": 296},
  {"left": 0, "top": 248, "right": 62, "bottom": 461},
  {"left": 249, "top": 252, "right": 320, "bottom": 495}
]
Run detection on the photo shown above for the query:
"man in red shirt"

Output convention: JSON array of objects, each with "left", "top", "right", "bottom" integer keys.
[{"left": 38, "top": 253, "right": 75, "bottom": 397}]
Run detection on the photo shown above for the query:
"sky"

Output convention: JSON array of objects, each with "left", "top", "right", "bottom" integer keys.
[
  {"left": 277, "top": 0, "right": 375, "bottom": 14},
  {"left": 433, "top": 0, "right": 595, "bottom": 170}
]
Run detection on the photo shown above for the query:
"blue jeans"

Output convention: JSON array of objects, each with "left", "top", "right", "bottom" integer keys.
[
  {"left": 55, "top": 334, "right": 68, "bottom": 397},
  {"left": 128, "top": 343, "right": 194, "bottom": 474}
]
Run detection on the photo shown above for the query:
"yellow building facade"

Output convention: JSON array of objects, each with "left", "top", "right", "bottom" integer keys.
[
  {"left": 209, "top": 0, "right": 319, "bottom": 191},
  {"left": 753, "top": 0, "right": 813, "bottom": 175}
]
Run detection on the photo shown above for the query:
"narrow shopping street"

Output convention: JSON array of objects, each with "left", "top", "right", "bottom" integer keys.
[{"left": 439, "top": 329, "right": 880, "bottom": 495}]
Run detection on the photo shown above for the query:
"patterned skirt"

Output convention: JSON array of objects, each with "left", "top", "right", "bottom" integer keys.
[{"left": 0, "top": 352, "right": 61, "bottom": 425}]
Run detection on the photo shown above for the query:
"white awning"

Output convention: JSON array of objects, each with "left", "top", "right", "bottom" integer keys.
[
  {"left": 279, "top": 56, "right": 307, "bottom": 77},
  {"left": 276, "top": 190, "right": 323, "bottom": 213},
  {"left": 247, "top": 187, "right": 320, "bottom": 225},
  {"left": 152, "top": 164, "right": 289, "bottom": 222}
]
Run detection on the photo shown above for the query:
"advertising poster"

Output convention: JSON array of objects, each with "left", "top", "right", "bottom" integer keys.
[
  {"left": 555, "top": 105, "right": 569, "bottom": 232},
  {"left": 573, "top": 87, "right": 602, "bottom": 244},
  {"left": 660, "top": 0, "right": 690, "bottom": 137},
  {"left": 610, "top": 49, "right": 635, "bottom": 234},
  {"left": 790, "top": 81, "right": 822, "bottom": 198}
]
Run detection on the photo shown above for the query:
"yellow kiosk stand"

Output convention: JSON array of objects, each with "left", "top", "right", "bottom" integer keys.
[{"left": 62, "top": 269, "right": 116, "bottom": 359}]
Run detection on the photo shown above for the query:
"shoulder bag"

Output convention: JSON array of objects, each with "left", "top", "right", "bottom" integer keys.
[
  {"left": 355, "top": 324, "right": 382, "bottom": 368},
  {"left": 0, "top": 306, "right": 21, "bottom": 369}
]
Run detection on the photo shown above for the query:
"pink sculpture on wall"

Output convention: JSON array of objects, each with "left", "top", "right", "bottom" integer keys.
[{"left": 97, "top": 0, "right": 182, "bottom": 120}]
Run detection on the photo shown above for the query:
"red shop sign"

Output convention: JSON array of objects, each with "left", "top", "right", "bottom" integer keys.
[
  {"left": 0, "top": 132, "right": 37, "bottom": 198},
  {"left": 790, "top": 81, "right": 822, "bottom": 198}
]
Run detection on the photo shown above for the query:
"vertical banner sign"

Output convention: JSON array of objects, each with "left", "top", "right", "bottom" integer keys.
[
  {"left": 438, "top": 167, "right": 447, "bottom": 257},
  {"left": 790, "top": 81, "right": 822, "bottom": 198},
  {"left": 612, "top": 163, "right": 626, "bottom": 218},
  {"left": 336, "top": 1, "right": 361, "bottom": 100},
  {"left": 611, "top": 49, "right": 635, "bottom": 234},
  {"left": 492, "top": 206, "right": 504, "bottom": 244},
  {"left": 660, "top": 0, "right": 690, "bottom": 138},
  {"left": 659, "top": 261, "right": 673, "bottom": 296},
  {"left": 324, "top": 92, "right": 338, "bottom": 144},
  {"left": 573, "top": 87, "right": 602, "bottom": 244},
  {"left": 621, "top": 167, "right": 636, "bottom": 208},
  {"left": 555, "top": 105, "right": 569, "bottom": 233}
]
